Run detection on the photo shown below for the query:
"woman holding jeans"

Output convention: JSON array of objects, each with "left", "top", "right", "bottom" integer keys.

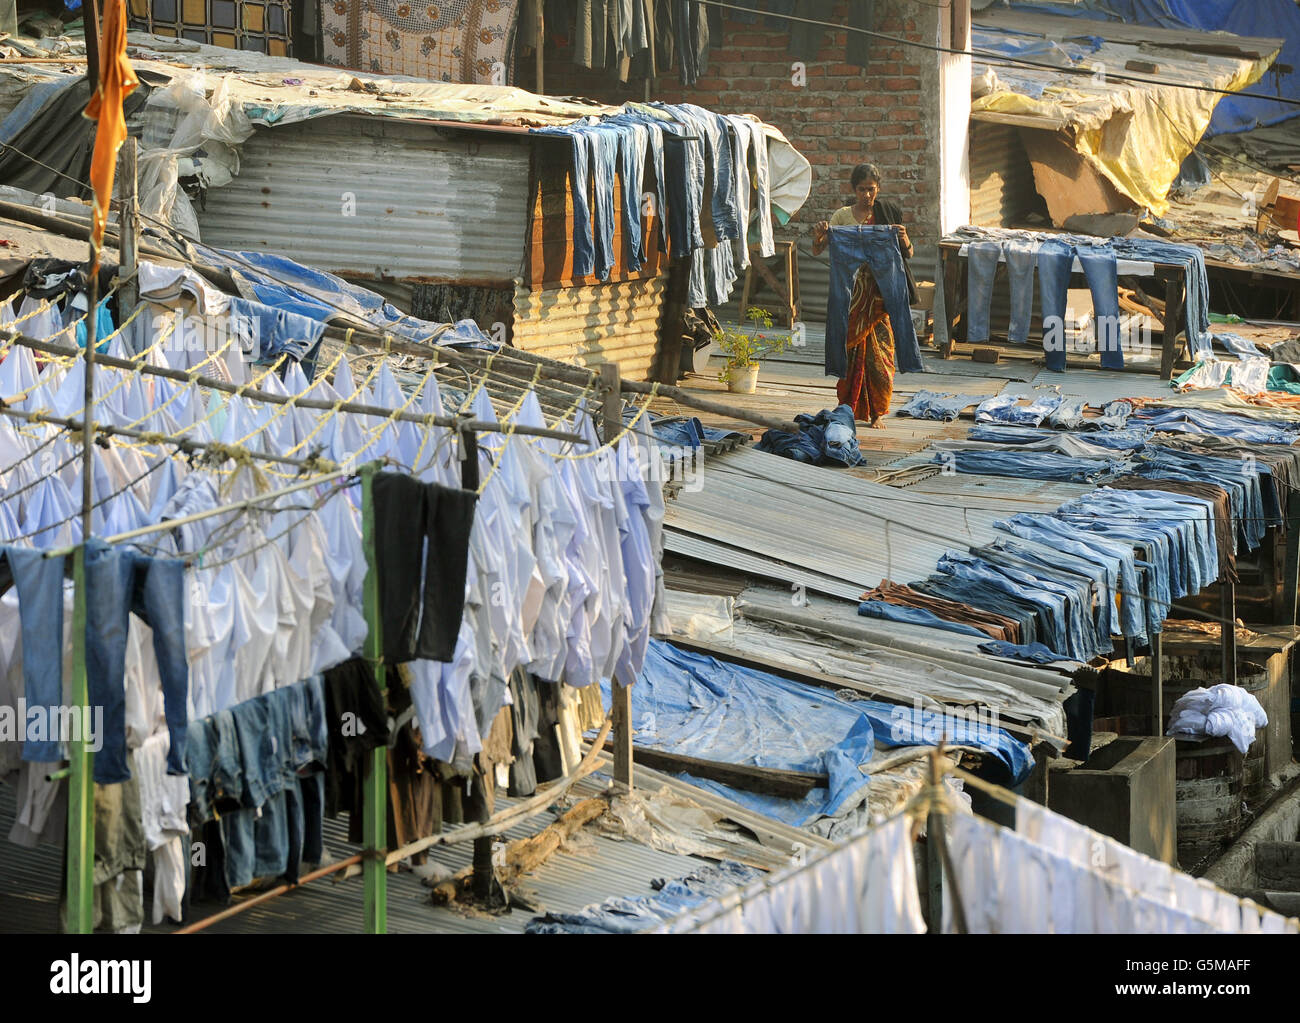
[{"left": 812, "top": 163, "right": 917, "bottom": 427}]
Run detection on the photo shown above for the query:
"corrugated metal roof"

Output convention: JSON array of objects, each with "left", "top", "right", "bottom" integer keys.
[
  {"left": 126, "top": 33, "right": 624, "bottom": 128},
  {"left": 0, "top": 773, "right": 781, "bottom": 934},
  {"left": 196, "top": 115, "right": 529, "bottom": 284},
  {"left": 970, "top": 121, "right": 1040, "bottom": 229},
  {"left": 512, "top": 274, "right": 667, "bottom": 381},
  {"left": 664, "top": 530, "right": 866, "bottom": 602}
]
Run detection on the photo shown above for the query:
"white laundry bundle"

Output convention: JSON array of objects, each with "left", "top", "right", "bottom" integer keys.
[{"left": 1166, "top": 684, "right": 1267, "bottom": 754}]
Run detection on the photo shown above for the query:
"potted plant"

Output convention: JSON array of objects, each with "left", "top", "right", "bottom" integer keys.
[{"left": 714, "top": 306, "right": 791, "bottom": 395}]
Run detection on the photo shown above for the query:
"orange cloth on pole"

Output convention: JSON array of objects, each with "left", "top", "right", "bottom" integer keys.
[{"left": 82, "top": 0, "right": 139, "bottom": 273}]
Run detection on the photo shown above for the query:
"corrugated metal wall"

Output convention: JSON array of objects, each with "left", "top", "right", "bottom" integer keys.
[
  {"left": 512, "top": 274, "right": 667, "bottom": 381},
  {"left": 196, "top": 114, "right": 530, "bottom": 284},
  {"left": 969, "top": 120, "right": 1041, "bottom": 228}
]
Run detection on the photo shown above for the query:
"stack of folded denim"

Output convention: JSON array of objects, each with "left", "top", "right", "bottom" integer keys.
[
  {"left": 967, "top": 423, "right": 1150, "bottom": 454},
  {"left": 897, "top": 390, "right": 990, "bottom": 422},
  {"left": 1134, "top": 445, "right": 1271, "bottom": 551},
  {"left": 888, "top": 479, "right": 1226, "bottom": 658},
  {"left": 934, "top": 448, "right": 1129, "bottom": 483},
  {"left": 859, "top": 579, "right": 1021, "bottom": 641},
  {"left": 975, "top": 393, "right": 1065, "bottom": 427},
  {"left": 1130, "top": 406, "right": 1300, "bottom": 446}
]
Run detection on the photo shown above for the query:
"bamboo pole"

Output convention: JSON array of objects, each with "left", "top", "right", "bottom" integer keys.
[
  {"left": 64, "top": 546, "right": 94, "bottom": 934},
  {"left": 0, "top": 403, "right": 340, "bottom": 473},
  {"left": 360, "top": 461, "right": 388, "bottom": 934},
  {"left": 5, "top": 333, "right": 589, "bottom": 443}
]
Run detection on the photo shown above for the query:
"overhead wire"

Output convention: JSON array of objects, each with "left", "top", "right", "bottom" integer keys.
[{"left": 696, "top": 0, "right": 1300, "bottom": 107}]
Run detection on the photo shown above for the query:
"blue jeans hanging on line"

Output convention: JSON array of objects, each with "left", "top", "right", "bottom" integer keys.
[
  {"left": 1038, "top": 241, "right": 1125, "bottom": 371},
  {"left": 85, "top": 539, "right": 190, "bottom": 784},
  {"left": 1004, "top": 239, "right": 1038, "bottom": 344},
  {"left": 965, "top": 240, "right": 1002, "bottom": 345},
  {"left": 3, "top": 545, "right": 68, "bottom": 762}
]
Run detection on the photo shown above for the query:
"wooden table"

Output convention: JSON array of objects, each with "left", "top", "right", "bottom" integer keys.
[{"left": 938, "top": 238, "right": 1192, "bottom": 379}]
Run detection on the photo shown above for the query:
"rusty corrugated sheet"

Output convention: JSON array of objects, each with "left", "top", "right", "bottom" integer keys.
[
  {"left": 196, "top": 114, "right": 530, "bottom": 284},
  {"left": 511, "top": 274, "right": 667, "bottom": 381},
  {"left": 969, "top": 121, "right": 1038, "bottom": 228}
]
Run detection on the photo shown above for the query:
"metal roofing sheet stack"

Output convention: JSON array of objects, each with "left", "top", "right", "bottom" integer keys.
[{"left": 664, "top": 445, "right": 1060, "bottom": 595}]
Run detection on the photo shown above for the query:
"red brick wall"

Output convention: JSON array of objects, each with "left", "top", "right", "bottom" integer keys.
[{"left": 532, "top": 0, "right": 942, "bottom": 271}]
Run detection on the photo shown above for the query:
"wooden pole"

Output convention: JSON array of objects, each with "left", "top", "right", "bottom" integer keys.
[
  {"left": 359, "top": 461, "right": 388, "bottom": 934},
  {"left": 535, "top": 0, "right": 544, "bottom": 93},
  {"left": 1151, "top": 630, "right": 1164, "bottom": 736},
  {"left": 64, "top": 546, "right": 94, "bottom": 933},
  {"left": 1221, "top": 580, "right": 1238, "bottom": 687},
  {"left": 1284, "top": 496, "right": 1300, "bottom": 627},
  {"left": 83, "top": 0, "right": 101, "bottom": 87},
  {"left": 117, "top": 137, "right": 139, "bottom": 319},
  {"left": 601, "top": 363, "right": 634, "bottom": 792},
  {"left": 456, "top": 426, "right": 498, "bottom": 903},
  {"left": 66, "top": 3, "right": 104, "bottom": 930}
]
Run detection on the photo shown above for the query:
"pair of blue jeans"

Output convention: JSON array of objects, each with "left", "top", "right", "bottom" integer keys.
[
  {"left": 617, "top": 123, "right": 647, "bottom": 271},
  {"left": 687, "top": 239, "right": 737, "bottom": 308},
  {"left": 1, "top": 546, "right": 67, "bottom": 762},
  {"left": 658, "top": 120, "right": 706, "bottom": 258},
  {"left": 974, "top": 393, "right": 1064, "bottom": 427},
  {"left": 533, "top": 125, "right": 620, "bottom": 280},
  {"left": 85, "top": 539, "right": 189, "bottom": 784},
  {"left": 1038, "top": 240, "right": 1124, "bottom": 371},
  {"left": 1113, "top": 238, "right": 1212, "bottom": 360},
  {"left": 897, "top": 390, "right": 988, "bottom": 422},
  {"left": 676, "top": 104, "right": 739, "bottom": 242},
  {"left": 185, "top": 710, "right": 242, "bottom": 826},
  {"left": 826, "top": 224, "right": 922, "bottom": 377},
  {"left": 966, "top": 239, "right": 1040, "bottom": 346}
]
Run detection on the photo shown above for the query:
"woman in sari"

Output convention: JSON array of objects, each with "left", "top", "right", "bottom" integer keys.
[{"left": 812, "top": 163, "right": 917, "bottom": 427}]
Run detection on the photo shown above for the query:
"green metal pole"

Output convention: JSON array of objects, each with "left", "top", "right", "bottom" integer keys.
[
  {"left": 359, "top": 462, "right": 387, "bottom": 934},
  {"left": 65, "top": 543, "right": 94, "bottom": 933}
]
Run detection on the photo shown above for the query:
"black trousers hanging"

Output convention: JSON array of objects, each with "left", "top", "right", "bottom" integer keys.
[{"left": 372, "top": 472, "right": 477, "bottom": 665}]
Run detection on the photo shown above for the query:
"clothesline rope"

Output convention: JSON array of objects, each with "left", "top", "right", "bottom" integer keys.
[
  {"left": 193, "top": 478, "right": 358, "bottom": 572},
  {"left": 7, "top": 454, "right": 168, "bottom": 545},
  {"left": 232, "top": 345, "right": 349, "bottom": 449}
]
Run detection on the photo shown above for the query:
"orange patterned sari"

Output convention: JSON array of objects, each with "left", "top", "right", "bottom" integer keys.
[{"left": 836, "top": 268, "right": 896, "bottom": 422}]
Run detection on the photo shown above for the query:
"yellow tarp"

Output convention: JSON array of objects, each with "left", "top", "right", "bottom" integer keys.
[{"left": 974, "top": 48, "right": 1277, "bottom": 216}]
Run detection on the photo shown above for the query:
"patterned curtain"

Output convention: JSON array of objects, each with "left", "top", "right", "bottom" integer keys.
[
  {"left": 321, "top": 0, "right": 519, "bottom": 83},
  {"left": 127, "top": 0, "right": 293, "bottom": 55}
]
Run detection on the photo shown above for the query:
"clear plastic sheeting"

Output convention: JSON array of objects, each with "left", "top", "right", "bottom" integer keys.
[
  {"left": 662, "top": 589, "right": 733, "bottom": 644},
  {"left": 138, "top": 70, "right": 254, "bottom": 240}
]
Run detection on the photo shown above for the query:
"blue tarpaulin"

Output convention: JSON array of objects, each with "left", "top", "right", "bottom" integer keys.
[
  {"left": 604, "top": 641, "right": 1032, "bottom": 827},
  {"left": 204, "top": 248, "right": 493, "bottom": 347}
]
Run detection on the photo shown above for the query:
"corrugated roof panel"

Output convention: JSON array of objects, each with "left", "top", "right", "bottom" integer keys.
[
  {"left": 512, "top": 274, "right": 667, "bottom": 381},
  {"left": 197, "top": 115, "right": 530, "bottom": 284},
  {"left": 969, "top": 120, "right": 1040, "bottom": 229},
  {"left": 0, "top": 778, "right": 759, "bottom": 934}
]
